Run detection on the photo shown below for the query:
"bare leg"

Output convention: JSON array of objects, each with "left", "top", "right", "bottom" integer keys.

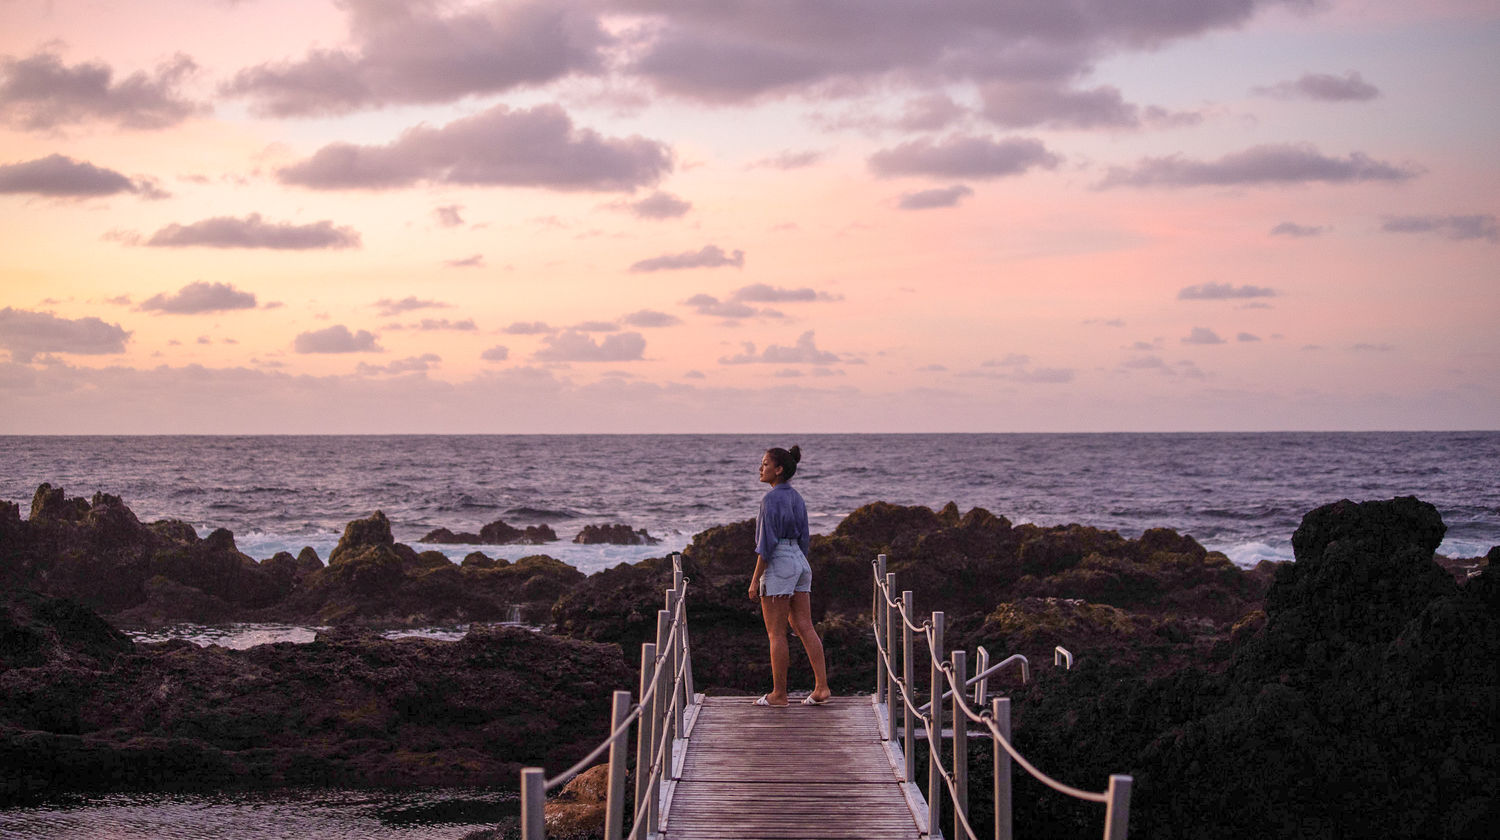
[
  {"left": 759, "top": 595, "right": 791, "bottom": 705},
  {"left": 788, "top": 592, "right": 830, "bottom": 701}
]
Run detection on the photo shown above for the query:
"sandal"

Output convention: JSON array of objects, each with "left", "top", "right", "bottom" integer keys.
[{"left": 753, "top": 694, "right": 787, "bottom": 707}]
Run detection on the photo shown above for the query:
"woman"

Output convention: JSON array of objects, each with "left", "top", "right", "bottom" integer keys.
[{"left": 748, "top": 445, "right": 832, "bottom": 707}]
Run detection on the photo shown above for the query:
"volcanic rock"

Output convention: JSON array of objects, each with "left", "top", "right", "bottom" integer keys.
[
  {"left": 572, "top": 524, "right": 660, "bottom": 545},
  {"left": 0, "top": 590, "right": 632, "bottom": 803}
]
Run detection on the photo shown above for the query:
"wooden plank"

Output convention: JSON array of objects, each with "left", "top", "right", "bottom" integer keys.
[{"left": 662, "top": 696, "right": 924, "bottom": 840}]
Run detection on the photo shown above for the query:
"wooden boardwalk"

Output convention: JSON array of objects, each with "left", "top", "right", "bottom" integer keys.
[{"left": 661, "top": 696, "right": 926, "bottom": 840}]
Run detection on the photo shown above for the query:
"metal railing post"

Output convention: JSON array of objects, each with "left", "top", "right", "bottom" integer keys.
[
  {"left": 952, "top": 649, "right": 968, "bottom": 840},
  {"left": 1104, "top": 775, "right": 1133, "bottom": 840},
  {"left": 1055, "top": 646, "right": 1073, "bottom": 670},
  {"left": 634, "top": 642, "right": 656, "bottom": 829},
  {"left": 604, "top": 690, "right": 631, "bottom": 840},
  {"left": 884, "top": 571, "right": 898, "bottom": 741},
  {"left": 521, "top": 767, "right": 545, "bottom": 840},
  {"left": 902, "top": 590, "right": 916, "bottom": 782},
  {"left": 973, "top": 646, "right": 990, "bottom": 706},
  {"left": 875, "top": 554, "right": 888, "bottom": 705},
  {"left": 992, "top": 697, "right": 1012, "bottom": 840},
  {"left": 649, "top": 609, "right": 671, "bottom": 833},
  {"left": 662, "top": 593, "right": 679, "bottom": 780},
  {"left": 927, "top": 610, "right": 945, "bottom": 840}
]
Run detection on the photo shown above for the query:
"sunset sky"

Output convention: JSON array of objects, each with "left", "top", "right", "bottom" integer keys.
[{"left": 2, "top": 0, "right": 1496, "bottom": 433}]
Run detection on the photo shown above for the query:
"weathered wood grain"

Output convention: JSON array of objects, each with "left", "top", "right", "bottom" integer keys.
[{"left": 663, "top": 696, "right": 922, "bottom": 840}]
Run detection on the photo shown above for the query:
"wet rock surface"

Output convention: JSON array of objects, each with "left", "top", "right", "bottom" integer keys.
[
  {"left": 0, "top": 488, "right": 580, "bottom": 628},
  {"left": 571, "top": 523, "right": 660, "bottom": 545},
  {"left": 0, "top": 594, "right": 631, "bottom": 804}
]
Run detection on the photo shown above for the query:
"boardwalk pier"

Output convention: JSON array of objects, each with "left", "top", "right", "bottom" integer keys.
[{"left": 520, "top": 553, "right": 1132, "bottom": 839}]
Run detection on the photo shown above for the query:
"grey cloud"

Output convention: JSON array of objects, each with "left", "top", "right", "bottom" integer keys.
[
  {"left": 751, "top": 150, "right": 825, "bottom": 170},
  {"left": 684, "top": 294, "right": 757, "bottom": 319},
  {"left": 918, "top": 364, "right": 948, "bottom": 372},
  {"left": 0, "top": 50, "right": 203, "bottom": 131},
  {"left": 224, "top": 0, "right": 607, "bottom": 116},
  {"left": 374, "top": 297, "right": 448, "bottom": 317},
  {"left": 358, "top": 354, "right": 441, "bottom": 375},
  {"left": 898, "top": 94, "right": 966, "bottom": 131},
  {"left": 445, "top": 254, "right": 484, "bottom": 268},
  {"left": 0, "top": 307, "right": 131, "bottom": 362},
  {"left": 1182, "top": 327, "right": 1225, "bottom": 345},
  {"left": 0, "top": 154, "right": 163, "bottom": 198},
  {"left": 416, "top": 318, "right": 476, "bottom": 331},
  {"left": 1012, "top": 367, "right": 1074, "bottom": 384},
  {"left": 1237, "top": 332, "right": 1261, "bottom": 342},
  {"left": 1381, "top": 214, "right": 1498, "bottom": 242},
  {"left": 984, "top": 354, "right": 1031, "bottom": 367},
  {"left": 626, "top": 191, "right": 692, "bottom": 219},
  {"left": 732, "top": 284, "right": 841, "bottom": 303},
  {"left": 1098, "top": 144, "right": 1419, "bottom": 189},
  {"left": 146, "top": 214, "right": 361, "bottom": 249},
  {"left": 980, "top": 82, "right": 1144, "bottom": 129},
  {"left": 1122, "top": 355, "right": 1170, "bottom": 371},
  {"left": 1270, "top": 221, "right": 1326, "bottom": 237},
  {"left": 1255, "top": 71, "right": 1379, "bottom": 102},
  {"left": 630, "top": 245, "right": 744, "bottom": 272},
  {"left": 621, "top": 309, "right": 681, "bottom": 328},
  {"left": 504, "top": 321, "right": 554, "bottom": 335},
  {"left": 293, "top": 325, "right": 381, "bottom": 353},
  {"left": 898, "top": 184, "right": 973, "bottom": 210},
  {"left": 869, "top": 135, "right": 1060, "bottom": 179},
  {"left": 278, "top": 103, "right": 671, "bottom": 192},
  {"left": 622, "top": 0, "right": 1287, "bottom": 104},
  {"left": 481, "top": 345, "right": 510, "bottom": 361},
  {"left": 434, "top": 205, "right": 464, "bottom": 227},
  {"left": 719, "top": 331, "right": 840, "bottom": 365},
  {"left": 138, "top": 281, "right": 257, "bottom": 314},
  {"left": 1351, "top": 342, "right": 1395, "bottom": 352},
  {"left": 1178, "top": 282, "right": 1276, "bottom": 300},
  {"left": 573, "top": 320, "right": 620, "bottom": 333},
  {"left": 533, "top": 330, "right": 646, "bottom": 362}
]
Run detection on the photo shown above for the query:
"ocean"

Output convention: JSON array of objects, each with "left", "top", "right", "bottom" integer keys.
[
  {"left": 3, "top": 432, "right": 1497, "bottom": 573},
  {"left": 1, "top": 432, "right": 1497, "bottom": 838}
]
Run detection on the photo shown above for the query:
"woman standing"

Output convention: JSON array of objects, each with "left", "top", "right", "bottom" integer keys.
[{"left": 748, "top": 445, "right": 832, "bottom": 707}]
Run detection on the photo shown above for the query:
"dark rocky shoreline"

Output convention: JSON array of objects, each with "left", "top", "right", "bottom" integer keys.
[{"left": 2, "top": 484, "right": 1495, "bottom": 838}]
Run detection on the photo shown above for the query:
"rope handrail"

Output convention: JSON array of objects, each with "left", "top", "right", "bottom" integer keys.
[
  {"left": 542, "top": 583, "right": 690, "bottom": 791},
  {"left": 870, "top": 554, "right": 1131, "bottom": 839},
  {"left": 523, "top": 554, "right": 698, "bottom": 840},
  {"left": 872, "top": 628, "right": 932, "bottom": 729}
]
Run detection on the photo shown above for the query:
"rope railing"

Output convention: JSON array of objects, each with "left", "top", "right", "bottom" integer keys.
[
  {"left": 871, "top": 553, "right": 1133, "bottom": 840},
  {"left": 521, "top": 553, "right": 695, "bottom": 840}
]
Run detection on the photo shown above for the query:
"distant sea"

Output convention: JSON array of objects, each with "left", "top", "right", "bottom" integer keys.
[
  {"left": 4, "top": 432, "right": 1497, "bottom": 572},
  {"left": 2, "top": 432, "right": 1497, "bottom": 838}
]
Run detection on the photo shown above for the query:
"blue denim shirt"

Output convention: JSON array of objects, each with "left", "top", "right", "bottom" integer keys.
[{"left": 755, "top": 482, "right": 810, "bottom": 558}]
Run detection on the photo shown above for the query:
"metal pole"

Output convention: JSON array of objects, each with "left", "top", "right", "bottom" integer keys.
[
  {"left": 973, "top": 646, "right": 990, "bottom": 706},
  {"left": 672, "top": 552, "right": 683, "bottom": 592},
  {"left": 604, "top": 690, "right": 631, "bottom": 840},
  {"left": 927, "top": 610, "right": 945, "bottom": 840},
  {"left": 952, "top": 649, "right": 968, "bottom": 840},
  {"left": 634, "top": 642, "right": 656, "bottom": 829},
  {"left": 662, "top": 594, "right": 679, "bottom": 780},
  {"left": 874, "top": 554, "right": 888, "bottom": 705},
  {"left": 902, "top": 590, "right": 916, "bottom": 782},
  {"left": 992, "top": 697, "right": 1012, "bottom": 840},
  {"left": 521, "top": 767, "right": 545, "bottom": 840},
  {"left": 1103, "top": 775, "right": 1133, "bottom": 840},
  {"left": 884, "top": 571, "right": 898, "bottom": 742},
  {"left": 649, "top": 609, "right": 670, "bottom": 834}
]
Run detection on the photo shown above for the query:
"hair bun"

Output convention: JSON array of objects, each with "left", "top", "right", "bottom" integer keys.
[{"left": 789, "top": 445, "right": 801, "bottom": 463}]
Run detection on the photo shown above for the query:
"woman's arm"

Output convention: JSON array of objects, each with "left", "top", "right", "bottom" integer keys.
[{"left": 748, "top": 554, "right": 767, "bottom": 601}]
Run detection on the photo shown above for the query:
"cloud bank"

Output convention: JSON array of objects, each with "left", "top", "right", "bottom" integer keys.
[
  {"left": 138, "top": 281, "right": 257, "bottom": 314},
  {"left": 278, "top": 103, "right": 671, "bottom": 192},
  {"left": 0, "top": 154, "right": 162, "bottom": 198},
  {"left": 293, "top": 325, "right": 381, "bottom": 353},
  {"left": 0, "top": 307, "right": 132, "bottom": 362},
  {"left": 0, "top": 50, "right": 203, "bottom": 130},
  {"left": 1098, "top": 144, "right": 1419, "bottom": 188},
  {"left": 630, "top": 245, "right": 744, "bottom": 272},
  {"left": 146, "top": 214, "right": 362, "bottom": 249}
]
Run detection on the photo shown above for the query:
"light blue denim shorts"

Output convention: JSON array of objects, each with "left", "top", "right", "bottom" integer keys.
[{"left": 760, "top": 539, "right": 812, "bottom": 598}]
